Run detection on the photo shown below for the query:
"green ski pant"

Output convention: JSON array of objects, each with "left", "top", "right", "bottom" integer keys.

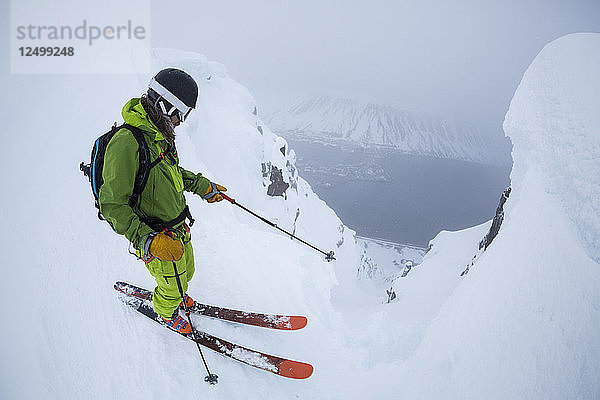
[{"left": 144, "top": 240, "right": 195, "bottom": 320}]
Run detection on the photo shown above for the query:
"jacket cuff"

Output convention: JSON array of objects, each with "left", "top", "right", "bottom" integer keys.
[{"left": 142, "top": 233, "right": 157, "bottom": 262}]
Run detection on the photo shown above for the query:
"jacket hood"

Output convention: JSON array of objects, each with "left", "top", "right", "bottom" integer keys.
[{"left": 121, "top": 98, "right": 165, "bottom": 141}]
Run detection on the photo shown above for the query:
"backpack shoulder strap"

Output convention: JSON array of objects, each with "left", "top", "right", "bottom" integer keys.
[{"left": 119, "top": 123, "right": 159, "bottom": 209}]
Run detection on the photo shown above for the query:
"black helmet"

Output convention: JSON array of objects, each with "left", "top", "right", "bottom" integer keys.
[{"left": 147, "top": 68, "right": 198, "bottom": 122}]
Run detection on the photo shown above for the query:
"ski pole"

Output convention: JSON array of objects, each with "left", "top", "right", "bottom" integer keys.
[
  {"left": 172, "top": 262, "right": 219, "bottom": 385},
  {"left": 219, "top": 192, "right": 336, "bottom": 262}
]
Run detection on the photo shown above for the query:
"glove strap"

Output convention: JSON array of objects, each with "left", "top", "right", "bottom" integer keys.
[{"left": 202, "top": 182, "right": 220, "bottom": 200}]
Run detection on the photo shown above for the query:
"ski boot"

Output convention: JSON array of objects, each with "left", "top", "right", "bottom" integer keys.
[
  {"left": 161, "top": 308, "right": 191, "bottom": 335},
  {"left": 180, "top": 293, "right": 195, "bottom": 309}
]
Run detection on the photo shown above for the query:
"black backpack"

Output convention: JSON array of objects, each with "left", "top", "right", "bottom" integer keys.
[
  {"left": 80, "top": 123, "right": 159, "bottom": 222},
  {"left": 80, "top": 123, "right": 194, "bottom": 231}
]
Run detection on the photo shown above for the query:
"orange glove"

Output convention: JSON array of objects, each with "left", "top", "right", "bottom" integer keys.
[
  {"left": 147, "top": 232, "right": 184, "bottom": 261},
  {"left": 202, "top": 181, "right": 227, "bottom": 203}
]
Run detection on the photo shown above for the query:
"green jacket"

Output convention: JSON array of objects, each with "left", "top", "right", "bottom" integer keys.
[{"left": 99, "top": 98, "right": 211, "bottom": 249}]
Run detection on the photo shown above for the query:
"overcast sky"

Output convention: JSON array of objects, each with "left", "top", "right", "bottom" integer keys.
[
  {"left": 2, "top": 1, "right": 598, "bottom": 137},
  {"left": 152, "top": 0, "right": 600, "bottom": 135}
]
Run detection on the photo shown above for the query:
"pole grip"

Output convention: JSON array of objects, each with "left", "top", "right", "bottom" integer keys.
[{"left": 220, "top": 192, "right": 235, "bottom": 204}]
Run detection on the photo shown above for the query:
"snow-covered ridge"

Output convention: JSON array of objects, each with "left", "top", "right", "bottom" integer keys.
[
  {"left": 265, "top": 94, "right": 512, "bottom": 165},
  {"left": 389, "top": 33, "right": 600, "bottom": 399},
  {"left": 504, "top": 33, "right": 600, "bottom": 264}
]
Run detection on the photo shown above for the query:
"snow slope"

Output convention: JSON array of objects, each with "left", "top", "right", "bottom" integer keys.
[
  {"left": 265, "top": 94, "right": 512, "bottom": 165},
  {"left": 2, "top": 33, "right": 598, "bottom": 399},
  {"left": 0, "top": 49, "right": 361, "bottom": 399}
]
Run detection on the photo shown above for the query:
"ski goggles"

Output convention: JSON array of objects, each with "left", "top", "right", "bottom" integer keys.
[{"left": 148, "top": 77, "right": 194, "bottom": 123}]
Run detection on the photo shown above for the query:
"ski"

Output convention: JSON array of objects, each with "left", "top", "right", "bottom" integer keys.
[
  {"left": 114, "top": 282, "right": 313, "bottom": 379},
  {"left": 114, "top": 281, "right": 307, "bottom": 330},
  {"left": 188, "top": 302, "right": 307, "bottom": 331}
]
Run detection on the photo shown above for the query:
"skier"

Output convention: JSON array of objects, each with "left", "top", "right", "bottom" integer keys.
[{"left": 99, "top": 68, "right": 226, "bottom": 334}]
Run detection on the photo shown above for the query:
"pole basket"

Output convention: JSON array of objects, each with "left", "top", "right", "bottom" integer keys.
[{"left": 205, "top": 374, "right": 219, "bottom": 385}]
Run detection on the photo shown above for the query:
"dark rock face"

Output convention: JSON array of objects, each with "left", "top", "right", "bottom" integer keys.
[
  {"left": 262, "top": 163, "right": 290, "bottom": 197},
  {"left": 480, "top": 187, "right": 512, "bottom": 250}
]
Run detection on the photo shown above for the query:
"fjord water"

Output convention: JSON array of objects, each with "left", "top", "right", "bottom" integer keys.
[{"left": 286, "top": 138, "right": 511, "bottom": 246}]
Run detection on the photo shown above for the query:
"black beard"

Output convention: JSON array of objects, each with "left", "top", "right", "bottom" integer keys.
[{"left": 140, "top": 95, "right": 176, "bottom": 146}]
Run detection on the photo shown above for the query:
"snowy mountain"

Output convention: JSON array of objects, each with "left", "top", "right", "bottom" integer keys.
[
  {"left": 2, "top": 33, "right": 599, "bottom": 399},
  {"left": 265, "top": 94, "right": 512, "bottom": 165}
]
